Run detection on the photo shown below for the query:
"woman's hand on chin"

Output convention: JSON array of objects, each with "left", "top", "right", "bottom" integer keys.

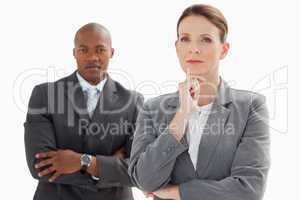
[{"left": 168, "top": 78, "right": 201, "bottom": 142}]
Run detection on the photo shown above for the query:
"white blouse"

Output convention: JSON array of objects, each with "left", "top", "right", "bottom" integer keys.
[{"left": 187, "top": 103, "right": 213, "bottom": 170}]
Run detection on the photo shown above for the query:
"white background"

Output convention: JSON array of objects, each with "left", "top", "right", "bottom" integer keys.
[{"left": 0, "top": 0, "right": 298, "bottom": 199}]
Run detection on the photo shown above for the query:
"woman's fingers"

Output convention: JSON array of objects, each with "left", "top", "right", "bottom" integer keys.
[
  {"left": 187, "top": 78, "right": 201, "bottom": 102},
  {"left": 143, "top": 192, "right": 154, "bottom": 198}
]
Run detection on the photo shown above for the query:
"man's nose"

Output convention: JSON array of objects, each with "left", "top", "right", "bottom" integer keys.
[{"left": 86, "top": 51, "right": 99, "bottom": 62}]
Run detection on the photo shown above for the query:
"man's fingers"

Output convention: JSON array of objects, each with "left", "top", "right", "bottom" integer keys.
[
  {"left": 36, "top": 151, "right": 57, "bottom": 159},
  {"left": 38, "top": 166, "right": 56, "bottom": 177},
  {"left": 49, "top": 172, "right": 60, "bottom": 182},
  {"left": 35, "top": 158, "right": 54, "bottom": 169}
]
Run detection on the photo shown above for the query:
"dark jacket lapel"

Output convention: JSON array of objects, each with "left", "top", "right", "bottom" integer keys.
[
  {"left": 90, "top": 74, "right": 119, "bottom": 123},
  {"left": 65, "top": 72, "right": 119, "bottom": 123},
  {"left": 65, "top": 71, "right": 90, "bottom": 122}
]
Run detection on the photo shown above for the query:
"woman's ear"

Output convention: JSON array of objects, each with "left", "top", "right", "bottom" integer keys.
[
  {"left": 175, "top": 40, "right": 179, "bottom": 54},
  {"left": 220, "top": 42, "right": 230, "bottom": 60}
]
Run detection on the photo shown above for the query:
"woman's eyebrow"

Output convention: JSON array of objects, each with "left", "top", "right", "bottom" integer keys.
[
  {"left": 199, "top": 33, "right": 213, "bottom": 37},
  {"left": 179, "top": 33, "right": 213, "bottom": 37},
  {"left": 178, "top": 32, "right": 191, "bottom": 36}
]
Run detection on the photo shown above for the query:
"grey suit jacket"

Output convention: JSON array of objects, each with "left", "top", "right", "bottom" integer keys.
[
  {"left": 129, "top": 79, "right": 270, "bottom": 200},
  {"left": 24, "top": 71, "right": 143, "bottom": 200}
]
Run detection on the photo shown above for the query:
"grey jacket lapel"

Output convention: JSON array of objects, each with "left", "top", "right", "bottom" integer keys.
[
  {"left": 164, "top": 79, "right": 232, "bottom": 177},
  {"left": 195, "top": 79, "right": 232, "bottom": 176}
]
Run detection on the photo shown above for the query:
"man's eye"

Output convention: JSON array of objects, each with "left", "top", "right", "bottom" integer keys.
[
  {"left": 97, "top": 48, "right": 106, "bottom": 53},
  {"left": 78, "top": 48, "right": 87, "bottom": 53},
  {"left": 180, "top": 37, "right": 189, "bottom": 42}
]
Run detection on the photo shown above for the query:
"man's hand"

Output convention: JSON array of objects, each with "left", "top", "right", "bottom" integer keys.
[
  {"left": 152, "top": 185, "right": 181, "bottom": 200},
  {"left": 35, "top": 149, "right": 81, "bottom": 182}
]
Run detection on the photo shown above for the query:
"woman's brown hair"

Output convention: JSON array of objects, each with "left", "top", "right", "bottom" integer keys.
[{"left": 177, "top": 4, "right": 228, "bottom": 43}]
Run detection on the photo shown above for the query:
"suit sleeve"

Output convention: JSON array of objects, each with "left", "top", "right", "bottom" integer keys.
[
  {"left": 128, "top": 101, "right": 189, "bottom": 192},
  {"left": 95, "top": 92, "right": 144, "bottom": 188},
  {"left": 179, "top": 95, "right": 270, "bottom": 200},
  {"left": 24, "top": 85, "right": 98, "bottom": 191}
]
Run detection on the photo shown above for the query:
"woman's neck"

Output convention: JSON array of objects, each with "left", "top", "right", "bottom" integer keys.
[{"left": 197, "top": 76, "right": 220, "bottom": 106}]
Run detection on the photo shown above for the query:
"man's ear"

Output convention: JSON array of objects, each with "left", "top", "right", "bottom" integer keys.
[
  {"left": 220, "top": 42, "right": 230, "bottom": 60},
  {"left": 73, "top": 48, "right": 76, "bottom": 57},
  {"left": 111, "top": 48, "right": 115, "bottom": 58}
]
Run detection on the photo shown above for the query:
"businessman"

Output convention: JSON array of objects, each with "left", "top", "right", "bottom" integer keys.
[{"left": 24, "top": 23, "right": 143, "bottom": 200}]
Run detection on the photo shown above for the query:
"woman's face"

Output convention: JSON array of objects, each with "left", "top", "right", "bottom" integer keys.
[{"left": 176, "top": 15, "right": 229, "bottom": 80}]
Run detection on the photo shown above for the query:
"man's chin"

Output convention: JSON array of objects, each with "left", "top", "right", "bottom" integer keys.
[{"left": 87, "top": 73, "right": 106, "bottom": 83}]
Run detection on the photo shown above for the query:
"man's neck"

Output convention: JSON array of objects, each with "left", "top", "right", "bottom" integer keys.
[{"left": 78, "top": 72, "right": 106, "bottom": 86}]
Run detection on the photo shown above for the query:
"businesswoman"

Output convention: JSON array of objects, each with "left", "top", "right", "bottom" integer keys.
[{"left": 129, "top": 4, "right": 270, "bottom": 200}]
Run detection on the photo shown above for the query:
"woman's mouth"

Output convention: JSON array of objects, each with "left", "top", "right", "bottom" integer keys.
[{"left": 186, "top": 59, "right": 204, "bottom": 64}]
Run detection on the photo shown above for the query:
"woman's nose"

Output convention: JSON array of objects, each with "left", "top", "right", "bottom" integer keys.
[{"left": 188, "top": 43, "right": 201, "bottom": 54}]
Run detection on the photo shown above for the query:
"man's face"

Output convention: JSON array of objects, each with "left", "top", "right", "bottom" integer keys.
[{"left": 73, "top": 29, "right": 114, "bottom": 85}]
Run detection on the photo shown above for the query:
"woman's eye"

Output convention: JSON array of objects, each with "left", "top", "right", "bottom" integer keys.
[
  {"left": 180, "top": 37, "right": 189, "bottom": 42},
  {"left": 201, "top": 37, "right": 212, "bottom": 43}
]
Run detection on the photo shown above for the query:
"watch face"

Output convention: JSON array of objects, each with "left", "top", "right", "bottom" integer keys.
[{"left": 82, "top": 154, "right": 91, "bottom": 165}]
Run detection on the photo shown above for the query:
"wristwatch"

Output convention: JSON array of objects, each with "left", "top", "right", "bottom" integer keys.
[{"left": 80, "top": 154, "right": 92, "bottom": 174}]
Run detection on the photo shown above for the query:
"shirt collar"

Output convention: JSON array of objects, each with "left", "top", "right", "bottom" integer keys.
[
  {"left": 76, "top": 71, "right": 107, "bottom": 92},
  {"left": 192, "top": 102, "right": 213, "bottom": 114}
]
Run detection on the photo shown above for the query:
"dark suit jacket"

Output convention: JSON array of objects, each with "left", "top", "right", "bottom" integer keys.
[{"left": 24, "top": 71, "right": 143, "bottom": 200}]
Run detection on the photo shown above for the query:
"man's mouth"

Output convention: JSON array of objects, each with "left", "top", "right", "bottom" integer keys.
[{"left": 85, "top": 64, "right": 101, "bottom": 69}]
